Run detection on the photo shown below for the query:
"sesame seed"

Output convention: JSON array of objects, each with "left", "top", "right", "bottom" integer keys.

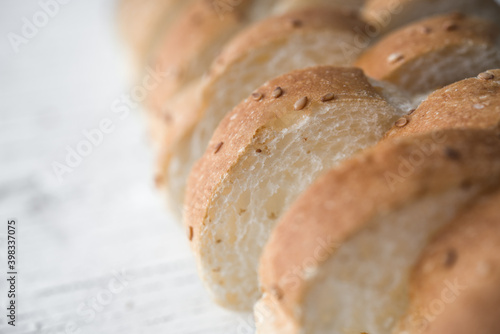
[
  {"left": 394, "top": 117, "right": 409, "bottom": 127},
  {"left": 272, "top": 87, "right": 283, "bottom": 98},
  {"left": 387, "top": 53, "right": 404, "bottom": 64},
  {"left": 163, "top": 113, "right": 173, "bottom": 123},
  {"left": 270, "top": 285, "right": 283, "bottom": 300},
  {"left": 291, "top": 19, "right": 302, "bottom": 28},
  {"left": 214, "top": 142, "right": 224, "bottom": 154},
  {"left": 473, "top": 103, "right": 485, "bottom": 109},
  {"left": 444, "top": 147, "right": 461, "bottom": 160},
  {"left": 252, "top": 92, "right": 263, "bottom": 101},
  {"left": 187, "top": 226, "right": 194, "bottom": 241},
  {"left": 443, "top": 249, "right": 457, "bottom": 268},
  {"left": 478, "top": 71, "right": 495, "bottom": 81},
  {"left": 321, "top": 92, "right": 335, "bottom": 102},
  {"left": 256, "top": 149, "right": 262, "bottom": 153},
  {"left": 418, "top": 26, "right": 432, "bottom": 34},
  {"left": 294, "top": 96, "right": 308, "bottom": 110},
  {"left": 443, "top": 21, "right": 458, "bottom": 31}
]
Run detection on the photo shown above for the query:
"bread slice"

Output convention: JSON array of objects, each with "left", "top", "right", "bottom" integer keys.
[
  {"left": 384, "top": 69, "right": 500, "bottom": 139},
  {"left": 394, "top": 189, "right": 500, "bottom": 334},
  {"left": 148, "top": 0, "right": 275, "bottom": 100},
  {"left": 146, "top": 0, "right": 275, "bottom": 144},
  {"left": 160, "top": 8, "right": 371, "bottom": 216},
  {"left": 362, "top": 0, "right": 500, "bottom": 33},
  {"left": 273, "top": 0, "right": 365, "bottom": 14},
  {"left": 117, "top": 0, "right": 191, "bottom": 70},
  {"left": 354, "top": 13, "right": 500, "bottom": 95},
  {"left": 184, "top": 66, "right": 412, "bottom": 310},
  {"left": 256, "top": 128, "right": 500, "bottom": 334}
]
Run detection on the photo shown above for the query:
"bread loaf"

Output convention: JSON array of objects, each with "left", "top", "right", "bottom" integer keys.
[
  {"left": 384, "top": 69, "right": 500, "bottom": 139},
  {"left": 256, "top": 128, "right": 500, "bottom": 334},
  {"left": 354, "top": 14, "right": 500, "bottom": 94},
  {"left": 394, "top": 189, "right": 500, "bottom": 334},
  {"left": 160, "top": 8, "right": 370, "bottom": 216},
  {"left": 119, "top": 0, "right": 500, "bottom": 328},
  {"left": 184, "top": 66, "right": 411, "bottom": 310}
]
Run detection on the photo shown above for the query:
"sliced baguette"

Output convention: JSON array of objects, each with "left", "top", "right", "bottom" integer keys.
[
  {"left": 362, "top": 0, "right": 500, "bottom": 33},
  {"left": 354, "top": 14, "right": 500, "bottom": 94},
  {"left": 394, "top": 189, "right": 500, "bottom": 334},
  {"left": 184, "top": 66, "right": 411, "bottom": 310},
  {"left": 256, "top": 129, "right": 500, "bottom": 334},
  {"left": 160, "top": 8, "right": 370, "bottom": 216},
  {"left": 385, "top": 69, "right": 500, "bottom": 139}
]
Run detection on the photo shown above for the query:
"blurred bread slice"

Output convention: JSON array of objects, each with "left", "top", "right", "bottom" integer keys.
[
  {"left": 273, "top": 0, "right": 365, "bottom": 13},
  {"left": 256, "top": 129, "right": 500, "bottom": 334},
  {"left": 118, "top": 0, "right": 192, "bottom": 70},
  {"left": 362, "top": 0, "right": 500, "bottom": 33},
  {"left": 354, "top": 13, "right": 500, "bottom": 95},
  {"left": 385, "top": 69, "right": 500, "bottom": 139},
  {"left": 184, "top": 66, "right": 411, "bottom": 310},
  {"left": 395, "top": 189, "right": 500, "bottom": 334},
  {"left": 146, "top": 0, "right": 275, "bottom": 144},
  {"left": 160, "top": 8, "right": 372, "bottom": 216}
]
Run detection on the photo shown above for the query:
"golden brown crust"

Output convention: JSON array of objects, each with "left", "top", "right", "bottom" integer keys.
[
  {"left": 210, "top": 7, "right": 367, "bottom": 79},
  {"left": 385, "top": 69, "right": 500, "bottom": 139},
  {"left": 397, "top": 189, "right": 500, "bottom": 334},
  {"left": 362, "top": 0, "right": 500, "bottom": 32},
  {"left": 184, "top": 66, "right": 386, "bottom": 253},
  {"left": 354, "top": 13, "right": 500, "bottom": 84},
  {"left": 362, "top": 0, "right": 410, "bottom": 16},
  {"left": 259, "top": 129, "right": 500, "bottom": 320}
]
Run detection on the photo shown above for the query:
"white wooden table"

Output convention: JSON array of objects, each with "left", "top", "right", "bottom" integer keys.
[{"left": 0, "top": 1, "right": 252, "bottom": 333}]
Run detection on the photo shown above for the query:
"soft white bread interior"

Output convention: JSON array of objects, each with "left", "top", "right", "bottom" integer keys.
[
  {"left": 362, "top": 0, "right": 500, "bottom": 33},
  {"left": 256, "top": 129, "right": 500, "bottom": 334},
  {"left": 385, "top": 69, "right": 500, "bottom": 139},
  {"left": 354, "top": 13, "right": 500, "bottom": 95},
  {"left": 162, "top": 9, "right": 371, "bottom": 216},
  {"left": 394, "top": 189, "right": 500, "bottom": 334},
  {"left": 184, "top": 66, "right": 412, "bottom": 310}
]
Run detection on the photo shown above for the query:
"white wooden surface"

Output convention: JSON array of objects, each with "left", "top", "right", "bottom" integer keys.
[{"left": 0, "top": 1, "right": 253, "bottom": 333}]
